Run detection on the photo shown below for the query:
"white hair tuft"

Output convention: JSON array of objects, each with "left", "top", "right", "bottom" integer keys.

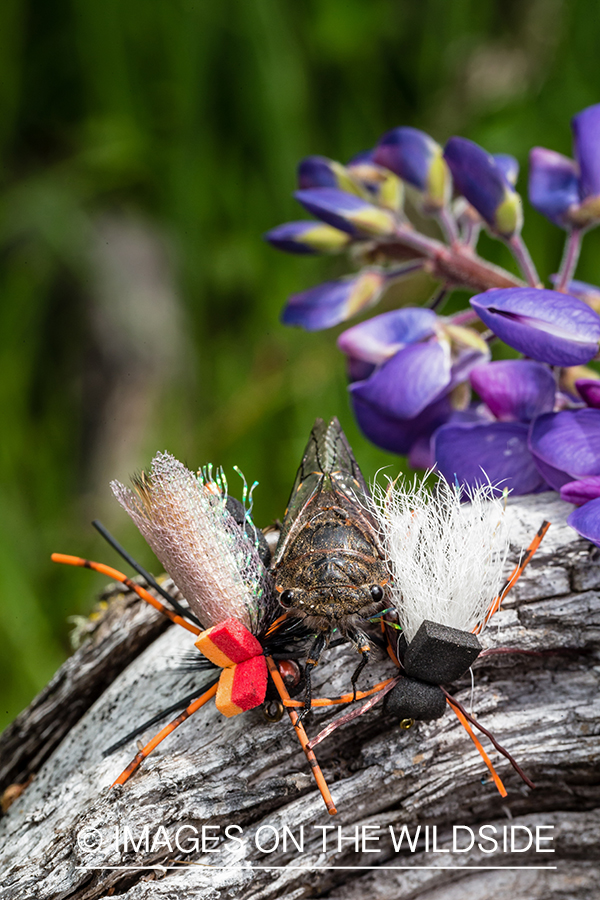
[{"left": 372, "top": 473, "right": 511, "bottom": 641}]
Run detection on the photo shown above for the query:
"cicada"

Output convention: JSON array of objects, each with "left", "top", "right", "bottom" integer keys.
[{"left": 272, "top": 417, "right": 389, "bottom": 710}]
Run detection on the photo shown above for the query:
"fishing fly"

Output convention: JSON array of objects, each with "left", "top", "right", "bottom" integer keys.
[{"left": 52, "top": 419, "right": 549, "bottom": 812}]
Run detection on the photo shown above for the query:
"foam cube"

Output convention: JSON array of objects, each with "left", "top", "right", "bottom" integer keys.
[
  {"left": 384, "top": 676, "right": 446, "bottom": 721},
  {"left": 216, "top": 656, "right": 268, "bottom": 717},
  {"left": 195, "top": 617, "right": 263, "bottom": 668},
  {"left": 403, "top": 619, "right": 482, "bottom": 684}
]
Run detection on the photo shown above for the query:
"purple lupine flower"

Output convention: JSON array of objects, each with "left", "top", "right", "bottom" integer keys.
[
  {"left": 575, "top": 378, "right": 600, "bottom": 408},
  {"left": 444, "top": 137, "right": 522, "bottom": 237},
  {"left": 561, "top": 476, "right": 600, "bottom": 505},
  {"left": 340, "top": 309, "right": 488, "bottom": 422},
  {"left": 350, "top": 339, "right": 453, "bottom": 420},
  {"left": 432, "top": 359, "right": 556, "bottom": 496},
  {"left": 470, "top": 287, "right": 600, "bottom": 366},
  {"left": 551, "top": 278, "right": 600, "bottom": 312},
  {"left": 351, "top": 393, "right": 454, "bottom": 459},
  {"left": 434, "top": 420, "right": 548, "bottom": 496},
  {"left": 346, "top": 152, "right": 404, "bottom": 212},
  {"left": 373, "top": 127, "right": 450, "bottom": 211},
  {"left": 281, "top": 269, "right": 386, "bottom": 331},
  {"left": 470, "top": 359, "right": 556, "bottom": 422},
  {"left": 338, "top": 306, "right": 437, "bottom": 380},
  {"left": 338, "top": 308, "right": 438, "bottom": 367},
  {"left": 264, "top": 220, "right": 351, "bottom": 254},
  {"left": 297, "top": 155, "right": 364, "bottom": 196},
  {"left": 567, "top": 499, "right": 600, "bottom": 547},
  {"left": 493, "top": 154, "right": 520, "bottom": 187},
  {"left": 295, "top": 187, "right": 397, "bottom": 237},
  {"left": 528, "top": 408, "right": 600, "bottom": 490},
  {"left": 529, "top": 104, "right": 600, "bottom": 229},
  {"left": 528, "top": 148, "right": 580, "bottom": 229},
  {"left": 571, "top": 104, "right": 600, "bottom": 217}
]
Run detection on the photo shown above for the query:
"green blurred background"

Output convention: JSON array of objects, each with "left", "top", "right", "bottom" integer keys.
[{"left": 2, "top": 0, "right": 600, "bottom": 729}]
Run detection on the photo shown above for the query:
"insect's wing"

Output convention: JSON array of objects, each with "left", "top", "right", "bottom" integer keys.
[
  {"left": 273, "top": 417, "right": 379, "bottom": 565},
  {"left": 112, "top": 452, "right": 276, "bottom": 634}
]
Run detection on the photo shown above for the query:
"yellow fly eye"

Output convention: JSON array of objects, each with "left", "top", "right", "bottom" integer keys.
[{"left": 400, "top": 718, "right": 414, "bottom": 730}]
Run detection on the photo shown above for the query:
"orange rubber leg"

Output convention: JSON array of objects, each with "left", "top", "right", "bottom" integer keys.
[
  {"left": 477, "top": 520, "right": 551, "bottom": 632},
  {"left": 51, "top": 554, "right": 201, "bottom": 636},
  {"left": 445, "top": 697, "right": 507, "bottom": 798},
  {"left": 282, "top": 677, "right": 396, "bottom": 708},
  {"left": 113, "top": 682, "right": 219, "bottom": 786},
  {"left": 266, "top": 655, "right": 337, "bottom": 815}
]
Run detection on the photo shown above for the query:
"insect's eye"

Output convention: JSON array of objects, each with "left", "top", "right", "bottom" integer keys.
[
  {"left": 279, "top": 589, "right": 295, "bottom": 608},
  {"left": 370, "top": 584, "right": 384, "bottom": 602}
]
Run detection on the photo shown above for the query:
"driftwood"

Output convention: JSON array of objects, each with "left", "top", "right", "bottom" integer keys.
[{"left": 1, "top": 492, "right": 599, "bottom": 900}]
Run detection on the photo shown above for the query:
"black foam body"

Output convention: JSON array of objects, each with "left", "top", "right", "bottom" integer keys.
[
  {"left": 402, "top": 619, "right": 482, "bottom": 685},
  {"left": 385, "top": 677, "right": 446, "bottom": 721}
]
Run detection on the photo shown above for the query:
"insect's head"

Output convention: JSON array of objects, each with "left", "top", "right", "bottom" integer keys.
[{"left": 275, "top": 567, "right": 387, "bottom": 628}]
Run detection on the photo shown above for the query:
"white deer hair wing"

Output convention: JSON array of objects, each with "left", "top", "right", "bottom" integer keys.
[
  {"left": 373, "top": 474, "right": 511, "bottom": 641},
  {"left": 111, "top": 452, "right": 271, "bottom": 632}
]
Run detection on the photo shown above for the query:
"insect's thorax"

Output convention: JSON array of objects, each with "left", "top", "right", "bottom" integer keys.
[{"left": 275, "top": 500, "right": 388, "bottom": 624}]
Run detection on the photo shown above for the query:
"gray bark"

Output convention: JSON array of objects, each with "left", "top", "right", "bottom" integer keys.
[{"left": 1, "top": 492, "right": 599, "bottom": 900}]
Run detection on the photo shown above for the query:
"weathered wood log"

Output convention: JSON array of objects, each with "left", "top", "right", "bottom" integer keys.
[{"left": 1, "top": 492, "right": 599, "bottom": 900}]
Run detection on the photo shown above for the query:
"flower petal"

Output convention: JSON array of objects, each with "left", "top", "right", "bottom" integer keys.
[
  {"left": 470, "top": 287, "right": 600, "bottom": 366},
  {"left": 434, "top": 421, "right": 546, "bottom": 495},
  {"left": 295, "top": 187, "right": 397, "bottom": 237},
  {"left": 528, "top": 147, "right": 580, "bottom": 229},
  {"left": 297, "top": 156, "right": 364, "bottom": 196},
  {"left": 281, "top": 269, "right": 385, "bottom": 331},
  {"left": 552, "top": 278, "right": 600, "bottom": 313},
  {"left": 567, "top": 498, "right": 600, "bottom": 547},
  {"left": 470, "top": 359, "right": 556, "bottom": 422},
  {"left": 575, "top": 378, "right": 600, "bottom": 409},
  {"left": 337, "top": 307, "right": 438, "bottom": 366},
  {"left": 528, "top": 409, "right": 600, "bottom": 487},
  {"left": 444, "top": 137, "right": 522, "bottom": 237},
  {"left": 373, "top": 127, "right": 450, "bottom": 210},
  {"left": 264, "top": 221, "right": 350, "bottom": 254},
  {"left": 561, "top": 476, "right": 600, "bottom": 505},
  {"left": 572, "top": 104, "right": 600, "bottom": 200},
  {"left": 350, "top": 339, "right": 451, "bottom": 420},
  {"left": 494, "top": 154, "right": 519, "bottom": 187},
  {"left": 352, "top": 393, "right": 452, "bottom": 456}
]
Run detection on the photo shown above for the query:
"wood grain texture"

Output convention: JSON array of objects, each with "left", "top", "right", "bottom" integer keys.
[{"left": 1, "top": 492, "right": 599, "bottom": 900}]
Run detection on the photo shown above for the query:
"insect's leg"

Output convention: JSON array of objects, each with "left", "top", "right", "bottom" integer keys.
[
  {"left": 346, "top": 627, "right": 372, "bottom": 701},
  {"left": 300, "top": 632, "right": 328, "bottom": 721},
  {"left": 112, "top": 682, "right": 218, "bottom": 786}
]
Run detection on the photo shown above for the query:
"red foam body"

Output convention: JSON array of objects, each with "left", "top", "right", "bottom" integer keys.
[{"left": 205, "top": 617, "right": 262, "bottom": 664}]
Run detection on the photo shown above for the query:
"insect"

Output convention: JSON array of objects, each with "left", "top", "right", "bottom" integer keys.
[
  {"left": 272, "top": 417, "right": 389, "bottom": 712},
  {"left": 52, "top": 422, "right": 548, "bottom": 811}
]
